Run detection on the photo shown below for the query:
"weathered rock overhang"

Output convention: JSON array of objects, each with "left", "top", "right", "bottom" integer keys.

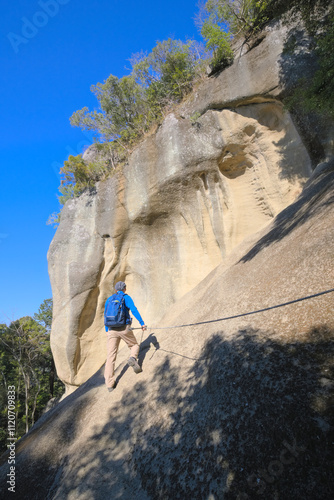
[{"left": 48, "top": 16, "right": 329, "bottom": 391}]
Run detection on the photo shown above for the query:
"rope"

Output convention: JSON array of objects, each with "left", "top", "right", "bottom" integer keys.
[{"left": 132, "top": 287, "right": 334, "bottom": 331}]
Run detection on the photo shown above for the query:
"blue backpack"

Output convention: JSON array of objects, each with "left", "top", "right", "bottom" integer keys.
[{"left": 104, "top": 293, "right": 130, "bottom": 328}]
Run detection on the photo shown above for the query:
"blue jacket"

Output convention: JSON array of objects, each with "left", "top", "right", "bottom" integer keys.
[{"left": 104, "top": 290, "right": 145, "bottom": 331}]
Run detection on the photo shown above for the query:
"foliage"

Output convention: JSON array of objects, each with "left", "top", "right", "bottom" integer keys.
[
  {"left": 201, "top": 0, "right": 270, "bottom": 35},
  {"left": 34, "top": 298, "right": 53, "bottom": 332},
  {"left": 195, "top": 1, "right": 273, "bottom": 72},
  {"left": 196, "top": 0, "right": 271, "bottom": 44},
  {"left": 196, "top": 0, "right": 334, "bottom": 113},
  {"left": 0, "top": 299, "right": 64, "bottom": 454},
  {"left": 71, "top": 39, "right": 204, "bottom": 146},
  {"left": 258, "top": 0, "right": 333, "bottom": 34},
  {"left": 200, "top": 17, "right": 234, "bottom": 71},
  {"left": 58, "top": 153, "right": 115, "bottom": 204},
  {"left": 285, "top": 12, "right": 334, "bottom": 118},
  {"left": 51, "top": 0, "right": 332, "bottom": 210},
  {"left": 305, "top": 15, "right": 334, "bottom": 117},
  {"left": 48, "top": 145, "right": 123, "bottom": 223},
  {"left": 61, "top": 38, "right": 207, "bottom": 204},
  {"left": 197, "top": 0, "right": 333, "bottom": 47},
  {"left": 46, "top": 211, "right": 61, "bottom": 227},
  {"left": 268, "top": 1, "right": 334, "bottom": 118},
  {"left": 70, "top": 75, "right": 149, "bottom": 145},
  {"left": 131, "top": 39, "right": 206, "bottom": 111}
]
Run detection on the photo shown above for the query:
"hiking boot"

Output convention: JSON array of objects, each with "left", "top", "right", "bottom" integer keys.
[{"left": 128, "top": 357, "right": 142, "bottom": 373}]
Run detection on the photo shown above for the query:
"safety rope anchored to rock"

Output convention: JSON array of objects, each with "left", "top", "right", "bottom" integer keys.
[{"left": 132, "top": 287, "right": 334, "bottom": 331}]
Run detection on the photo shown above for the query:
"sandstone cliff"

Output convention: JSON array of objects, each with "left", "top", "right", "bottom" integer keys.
[
  {"left": 47, "top": 15, "right": 329, "bottom": 392},
  {"left": 1, "top": 152, "right": 333, "bottom": 500},
  {"left": 1, "top": 14, "right": 334, "bottom": 499}
]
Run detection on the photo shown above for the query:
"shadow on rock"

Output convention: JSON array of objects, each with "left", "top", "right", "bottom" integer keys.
[
  {"left": 0, "top": 370, "right": 103, "bottom": 500},
  {"left": 52, "top": 324, "right": 333, "bottom": 500},
  {"left": 239, "top": 161, "right": 334, "bottom": 262},
  {"left": 132, "top": 326, "right": 334, "bottom": 499}
]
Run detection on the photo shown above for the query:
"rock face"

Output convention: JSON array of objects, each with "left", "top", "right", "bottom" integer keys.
[
  {"left": 48, "top": 16, "right": 329, "bottom": 393},
  {"left": 1, "top": 158, "right": 333, "bottom": 500},
  {"left": 1, "top": 14, "right": 332, "bottom": 500}
]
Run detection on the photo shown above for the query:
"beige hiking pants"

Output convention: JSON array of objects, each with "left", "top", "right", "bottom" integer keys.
[{"left": 104, "top": 325, "right": 140, "bottom": 388}]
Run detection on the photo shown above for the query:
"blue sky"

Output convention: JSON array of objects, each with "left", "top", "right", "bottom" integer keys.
[{"left": 0, "top": 0, "right": 202, "bottom": 324}]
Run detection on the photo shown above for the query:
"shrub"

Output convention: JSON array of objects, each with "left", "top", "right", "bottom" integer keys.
[
  {"left": 200, "top": 19, "right": 234, "bottom": 72},
  {"left": 63, "top": 39, "right": 207, "bottom": 207},
  {"left": 285, "top": 11, "right": 334, "bottom": 118},
  {"left": 131, "top": 39, "right": 206, "bottom": 109},
  {"left": 49, "top": 0, "right": 331, "bottom": 218},
  {"left": 70, "top": 75, "right": 149, "bottom": 146},
  {"left": 58, "top": 153, "right": 114, "bottom": 205}
]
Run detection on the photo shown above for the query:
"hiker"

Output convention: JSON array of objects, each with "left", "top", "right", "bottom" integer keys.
[{"left": 104, "top": 281, "right": 147, "bottom": 392}]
